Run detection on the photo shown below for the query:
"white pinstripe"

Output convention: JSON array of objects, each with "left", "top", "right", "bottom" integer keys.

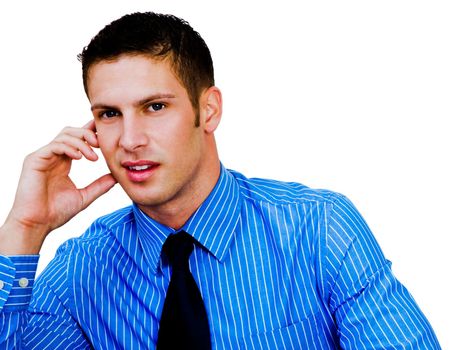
[{"left": 0, "top": 166, "right": 441, "bottom": 349}]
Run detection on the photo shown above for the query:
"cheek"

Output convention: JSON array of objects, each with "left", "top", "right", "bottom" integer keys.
[
  {"left": 171, "top": 129, "right": 204, "bottom": 167},
  {"left": 153, "top": 115, "right": 196, "bottom": 148},
  {"left": 96, "top": 129, "right": 117, "bottom": 158}
]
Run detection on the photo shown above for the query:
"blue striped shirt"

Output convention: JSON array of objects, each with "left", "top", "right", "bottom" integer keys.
[{"left": 0, "top": 166, "right": 440, "bottom": 349}]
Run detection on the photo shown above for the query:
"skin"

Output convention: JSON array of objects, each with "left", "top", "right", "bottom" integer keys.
[
  {"left": 0, "top": 122, "right": 116, "bottom": 254},
  {"left": 88, "top": 54, "right": 222, "bottom": 229},
  {"left": 0, "top": 53, "right": 222, "bottom": 254}
]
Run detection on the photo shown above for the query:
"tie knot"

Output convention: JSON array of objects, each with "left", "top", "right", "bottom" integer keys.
[{"left": 163, "top": 231, "right": 194, "bottom": 270}]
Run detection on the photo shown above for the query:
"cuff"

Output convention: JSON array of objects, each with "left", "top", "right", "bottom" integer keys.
[{"left": 0, "top": 255, "right": 39, "bottom": 311}]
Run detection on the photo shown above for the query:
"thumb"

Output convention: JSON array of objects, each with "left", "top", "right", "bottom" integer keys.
[{"left": 79, "top": 174, "right": 117, "bottom": 210}]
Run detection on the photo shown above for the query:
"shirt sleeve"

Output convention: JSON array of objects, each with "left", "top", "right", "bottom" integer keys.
[
  {"left": 0, "top": 248, "right": 91, "bottom": 349},
  {"left": 0, "top": 255, "right": 39, "bottom": 347},
  {"left": 321, "top": 194, "right": 441, "bottom": 349},
  {"left": 25, "top": 243, "right": 92, "bottom": 349}
]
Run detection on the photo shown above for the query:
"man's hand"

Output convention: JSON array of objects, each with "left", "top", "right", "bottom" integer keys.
[{"left": 0, "top": 120, "right": 117, "bottom": 255}]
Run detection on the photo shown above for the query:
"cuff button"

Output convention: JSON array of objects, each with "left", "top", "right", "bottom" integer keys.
[{"left": 18, "top": 277, "right": 29, "bottom": 288}]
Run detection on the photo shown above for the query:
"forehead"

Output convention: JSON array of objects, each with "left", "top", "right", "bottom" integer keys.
[{"left": 86, "top": 54, "right": 186, "bottom": 102}]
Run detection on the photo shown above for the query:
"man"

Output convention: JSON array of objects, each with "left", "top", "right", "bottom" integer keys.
[{"left": 0, "top": 11, "right": 441, "bottom": 349}]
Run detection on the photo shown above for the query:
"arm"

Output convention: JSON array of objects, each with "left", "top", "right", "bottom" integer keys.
[
  {"left": 0, "top": 121, "right": 116, "bottom": 347},
  {"left": 1, "top": 255, "right": 39, "bottom": 348},
  {"left": 0, "top": 254, "right": 92, "bottom": 349},
  {"left": 320, "top": 195, "right": 441, "bottom": 349},
  {"left": 0, "top": 120, "right": 116, "bottom": 255}
]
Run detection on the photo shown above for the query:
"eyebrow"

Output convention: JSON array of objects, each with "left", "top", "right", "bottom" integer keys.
[{"left": 90, "top": 93, "right": 176, "bottom": 111}]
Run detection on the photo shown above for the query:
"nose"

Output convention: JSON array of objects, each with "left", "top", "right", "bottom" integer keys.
[{"left": 118, "top": 115, "right": 148, "bottom": 152}]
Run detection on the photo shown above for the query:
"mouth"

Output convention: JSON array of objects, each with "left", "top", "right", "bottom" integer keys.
[
  {"left": 121, "top": 160, "right": 160, "bottom": 182},
  {"left": 127, "top": 164, "right": 153, "bottom": 171}
]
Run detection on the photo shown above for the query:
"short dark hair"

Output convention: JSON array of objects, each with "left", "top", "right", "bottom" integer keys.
[{"left": 78, "top": 12, "right": 215, "bottom": 125}]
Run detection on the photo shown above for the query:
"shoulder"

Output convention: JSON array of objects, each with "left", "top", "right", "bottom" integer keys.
[
  {"left": 39, "top": 205, "right": 135, "bottom": 288},
  {"left": 34, "top": 206, "right": 136, "bottom": 314},
  {"left": 228, "top": 168, "right": 369, "bottom": 251},
  {"left": 55, "top": 205, "right": 134, "bottom": 257},
  {"left": 229, "top": 168, "right": 345, "bottom": 207}
]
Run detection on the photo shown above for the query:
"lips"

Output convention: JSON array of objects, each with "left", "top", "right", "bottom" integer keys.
[
  {"left": 128, "top": 164, "right": 152, "bottom": 171},
  {"left": 121, "top": 160, "right": 160, "bottom": 182}
]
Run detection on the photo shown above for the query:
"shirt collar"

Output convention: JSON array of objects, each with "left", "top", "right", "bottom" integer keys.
[{"left": 133, "top": 164, "right": 241, "bottom": 274}]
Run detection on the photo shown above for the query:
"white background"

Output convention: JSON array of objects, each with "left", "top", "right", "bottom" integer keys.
[{"left": 0, "top": 1, "right": 450, "bottom": 347}]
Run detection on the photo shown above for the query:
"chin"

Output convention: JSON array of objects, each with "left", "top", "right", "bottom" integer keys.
[{"left": 124, "top": 188, "right": 164, "bottom": 207}]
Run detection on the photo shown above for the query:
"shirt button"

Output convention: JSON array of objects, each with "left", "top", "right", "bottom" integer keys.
[
  {"left": 18, "top": 277, "right": 29, "bottom": 288},
  {"left": 0, "top": 280, "right": 4, "bottom": 290}
]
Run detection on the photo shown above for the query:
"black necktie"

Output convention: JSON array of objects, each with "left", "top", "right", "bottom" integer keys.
[{"left": 157, "top": 231, "right": 211, "bottom": 350}]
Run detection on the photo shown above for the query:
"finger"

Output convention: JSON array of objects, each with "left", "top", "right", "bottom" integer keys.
[
  {"left": 24, "top": 143, "right": 81, "bottom": 173},
  {"left": 79, "top": 174, "right": 117, "bottom": 210},
  {"left": 82, "top": 120, "right": 99, "bottom": 147},
  {"left": 82, "top": 119, "right": 96, "bottom": 130},
  {"left": 57, "top": 126, "right": 98, "bottom": 148},
  {"left": 36, "top": 142, "right": 82, "bottom": 162},
  {"left": 53, "top": 134, "right": 98, "bottom": 161},
  {"left": 35, "top": 140, "right": 94, "bottom": 164}
]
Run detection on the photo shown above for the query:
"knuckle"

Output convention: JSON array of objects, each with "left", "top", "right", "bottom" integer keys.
[
  {"left": 57, "top": 126, "right": 77, "bottom": 139},
  {"left": 61, "top": 126, "right": 73, "bottom": 133},
  {"left": 23, "top": 151, "right": 35, "bottom": 163},
  {"left": 22, "top": 149, "right": 42, "bottom": 167}
]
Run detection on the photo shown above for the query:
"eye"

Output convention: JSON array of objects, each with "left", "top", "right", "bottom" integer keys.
[
  {"left": 148, "top": 103, "right": 166, "bottom": 112},
  {"left": 99, "top": 110, "right": 120, "bottom": 119}
]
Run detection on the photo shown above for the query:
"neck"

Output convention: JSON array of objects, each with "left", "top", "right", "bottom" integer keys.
[{"left": 139, "top": 152, "right": 221, "bottom": 230}]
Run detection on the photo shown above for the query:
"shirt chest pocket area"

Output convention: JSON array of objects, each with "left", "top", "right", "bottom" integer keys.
[{"left": 239, "top": 311, "right": 330, "bottom": 349}]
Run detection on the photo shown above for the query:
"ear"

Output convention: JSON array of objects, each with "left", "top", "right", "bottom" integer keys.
[{"left": 200, "top": 86, "right": 222, "bottom": 134}]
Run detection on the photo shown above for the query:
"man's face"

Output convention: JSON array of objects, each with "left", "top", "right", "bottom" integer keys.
[{"left": 87, "top": 54, "right": 213, "bottom": 217}]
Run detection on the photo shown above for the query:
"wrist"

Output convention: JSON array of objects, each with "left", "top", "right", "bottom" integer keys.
[{"left": 0, "top": 219, "right": 47, "bottom": 255}]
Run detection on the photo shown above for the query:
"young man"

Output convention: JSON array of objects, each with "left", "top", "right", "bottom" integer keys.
[{"left": 0, "top": 12, "right": 440, "bottom": 349}]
